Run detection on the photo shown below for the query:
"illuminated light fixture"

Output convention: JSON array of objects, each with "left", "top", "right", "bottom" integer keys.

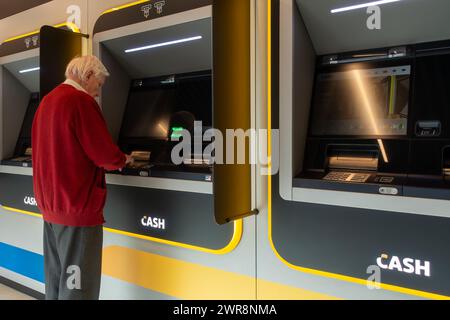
[
  {"left": 331, "top": 0, "right": 402, "bottom": 14},
  {"left": 158, "top": 123, "right": 169, "bottom": 136},
  {"left": 20, "top": 67, "right": 40, "bottom": 74},
  {"left": 377, "top": 139, "right": 389, "bottom": 164},
  {"left": 125, "top": 36, "right": 203, "bottom": 53}
]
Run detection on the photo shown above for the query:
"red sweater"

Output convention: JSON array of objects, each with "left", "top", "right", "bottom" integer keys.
[{"left": 32, "top": 84, "right": 126, "bottom": 226}]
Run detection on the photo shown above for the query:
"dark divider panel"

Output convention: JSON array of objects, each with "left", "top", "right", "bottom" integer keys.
[
  {"left": 40, "top": 26, "right": 83, "bottom": 98},
  {"left": 213, "top": 0, "right": 257, "bottom": 224}
]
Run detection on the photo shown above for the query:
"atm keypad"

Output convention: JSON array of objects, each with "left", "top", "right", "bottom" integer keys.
[{"left": 324, "top": 172, "right": 371, "bottom": 183}]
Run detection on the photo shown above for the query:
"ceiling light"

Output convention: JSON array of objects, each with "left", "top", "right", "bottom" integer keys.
[
  {"left": 19, "top": 67, "right": 40, "bottom": 73},
  {"left": 125, "top": 36, "right": 203, "bottom": 53},
  {"left": 331, "top": 0, "right": 402, "bottom": 14}
]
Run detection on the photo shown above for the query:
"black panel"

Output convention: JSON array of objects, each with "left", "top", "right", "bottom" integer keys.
[
  {"left": 412, "top": 54, "right": 450, "bottom": 138},
  {"left": 0, "top": 173, "right": 234, "bottom": 250},
  {"left": 39, "top": 26, "right": 82, "bottom": 98},
  {"left": 104, "top": 184, "right": 234, "bottom": 250}
]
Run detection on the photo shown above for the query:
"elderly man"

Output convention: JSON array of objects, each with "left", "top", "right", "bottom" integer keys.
[{"left": 32, "top": 55, "right": 132, "bottom": 300}]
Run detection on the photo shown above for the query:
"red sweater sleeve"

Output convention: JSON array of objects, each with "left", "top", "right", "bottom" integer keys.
[{"left": 73, "top": 95, "right": 126, "bottom": 171}]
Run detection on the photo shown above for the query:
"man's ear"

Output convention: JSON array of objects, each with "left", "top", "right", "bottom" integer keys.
[{"left": 86, "top": 70, "right": 94, "bottom": 81}]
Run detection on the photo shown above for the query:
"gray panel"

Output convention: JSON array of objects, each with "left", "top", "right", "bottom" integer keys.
[
  {"left": 3, "top": 56, "right": 39, "bottom": 92},
  {"left": 292, "top": 3, "right": 315, "bottom": 178},
  {"left": 100, "top": 44, "right": 131, "bottom": 142},
  {"left": 296, "top": 0, "right": 450, "bottom": 55},
  {"left": 2, "top": 67, "right": 31, "bottom": 160},
  {"left": 101, "top": 18, "right": 212, "bottom": 79}
]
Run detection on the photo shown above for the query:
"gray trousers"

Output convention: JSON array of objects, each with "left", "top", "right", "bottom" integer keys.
[{"left": 43, "top": 222, "right": 103, "bottom": 300}]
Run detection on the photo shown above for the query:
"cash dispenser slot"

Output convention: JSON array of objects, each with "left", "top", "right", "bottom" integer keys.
[
  {"left": 324, "top": 145, "right": 379, "bottom": 183},
  {"left": 327, "top": 145, "right": 379, "bottom": 172}
]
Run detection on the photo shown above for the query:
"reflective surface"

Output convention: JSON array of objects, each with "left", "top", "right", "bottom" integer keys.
[{"left": 310, "top": 66, "right": 410, "bottom": 136}]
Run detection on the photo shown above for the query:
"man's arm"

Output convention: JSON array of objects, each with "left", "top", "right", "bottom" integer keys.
[{"left": 74, "top": 97, "right": 127, "bottom": 171}]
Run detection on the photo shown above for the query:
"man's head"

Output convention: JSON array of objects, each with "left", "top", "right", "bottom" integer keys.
[{"left": 65, "top": 56, "right": 110, "bottom": 98}]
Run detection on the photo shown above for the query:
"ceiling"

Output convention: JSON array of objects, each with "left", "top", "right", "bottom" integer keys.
[
  {"left": 3, "top": 56, "right": 40, "bottom": 92},
  {"left": 0, "top": 0, "right": 52, "bottom": 20},
  {"left": 101, "top": 18, "right": 212, "bottom": 79},
  {"left": 296, "top": 0, "right": 450, "bottom": 54}
]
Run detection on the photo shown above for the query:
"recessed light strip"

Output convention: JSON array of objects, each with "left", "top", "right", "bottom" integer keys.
[
  {"left": 19, "top": 67, "right": 40, "bottom": 74},
  {"left": 331, "top": 0, "right": 402, "bottom": 14},
  {"left": 125, "top": 36, "right": 203, "bottom": 53}
]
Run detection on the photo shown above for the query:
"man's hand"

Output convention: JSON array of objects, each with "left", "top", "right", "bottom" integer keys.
[
  {"left": 125, "top": 154, "right": 134, "bottom": 166},
  {"left": 119, "top": 154, "right": 134, "bottom": 172}
]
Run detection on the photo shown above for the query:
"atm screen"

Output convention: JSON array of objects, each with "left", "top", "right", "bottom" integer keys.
[
  {"left": 120, "top": 71, "right": 212, "bottom": 140},
  {"left": 20, "top": 93, "right": 40, "bottom": 139},
  {"left": 310, "top": 66, "right": 411, "bottom": 136}
]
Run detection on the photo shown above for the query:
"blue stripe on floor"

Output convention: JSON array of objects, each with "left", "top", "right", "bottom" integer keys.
[{"left": 0, "top": 242, "right": 44, "bottom": 283}]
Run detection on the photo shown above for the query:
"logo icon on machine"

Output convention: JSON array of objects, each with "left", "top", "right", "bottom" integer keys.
[
  {"left": 376, "top": 254, "right": 431, "bottom": 277},
  {"left": 141, "top": 216, "right": 166, "bottom": 230},
  {"left": 154, "top": 1, "right": 166, "bottom": 14},
  {"left": 24, "top": 196, "right": 37, "bottom": 207},
  {"left": 140, "top": 1, "right": 165, "bottom": 18},
  {"left": 141, "top": 4, "right": 152, "bottom": 18},
  {"left": 24, "top": 36, "right": 39, "bottom": 49}
]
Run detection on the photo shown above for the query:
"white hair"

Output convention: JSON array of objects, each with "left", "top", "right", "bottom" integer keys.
[{"left": 65, "top": 55, "right": 110, "bottom": 82}]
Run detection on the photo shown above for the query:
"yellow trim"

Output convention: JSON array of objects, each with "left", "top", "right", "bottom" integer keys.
[
  {"left": 104, "top": 219, "right": 243, "bottom": 255},
  {"left": 2, "top": 206, "right": 42, "bottom": 219},
  {"left": 101, "top": 0, "right": 151, "bottom": 15},
  {"left": 3, "top": 22, "right": 80, "bottom": 44},
  {"left": 103, "top": 245, "right": 337, "bottom": 299},
  {"left": 265, "top": 0, "right": 450, "bottom": 301},
  {"left": 1, "top": 205, "right": 243, "bottom": 255}
]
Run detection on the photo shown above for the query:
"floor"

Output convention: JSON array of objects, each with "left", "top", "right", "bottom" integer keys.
[{"left": 0, "top": 283, "right": 35, "bottom": 300}]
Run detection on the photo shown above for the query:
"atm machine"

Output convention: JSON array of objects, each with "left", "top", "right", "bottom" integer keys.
[
  {"left": 92, "top": 0, "right": 255, "bottom": 255},
  {"left": 262, "top": 0, "right": 450, "bottom": 300}
]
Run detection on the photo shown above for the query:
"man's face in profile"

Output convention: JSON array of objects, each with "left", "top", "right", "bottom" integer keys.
[{"left": 83, "top": 72, "right": 106, "bottom": 98}]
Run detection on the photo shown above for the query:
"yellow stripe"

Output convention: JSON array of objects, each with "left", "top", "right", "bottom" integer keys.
[
  {"left": 101, "top": 0, "right": 151, "bottom": 15},
  {"left": 3, "top": 22, "right": 80, "bottom": 44},
  {"left": 2, "top": 206, "right": 42, "bottom": 219},
  {"left": 1, "top": 205, "right": 242, "bottom": 255},
  {"left": 103, "top": 245, "right": 336, "bottom": 300},
  {"left": 104, "top": 220, "right": 242, "bottom": 255},
  {"left": 265, "top": 0, "right": 449, "bottom": 300}
]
